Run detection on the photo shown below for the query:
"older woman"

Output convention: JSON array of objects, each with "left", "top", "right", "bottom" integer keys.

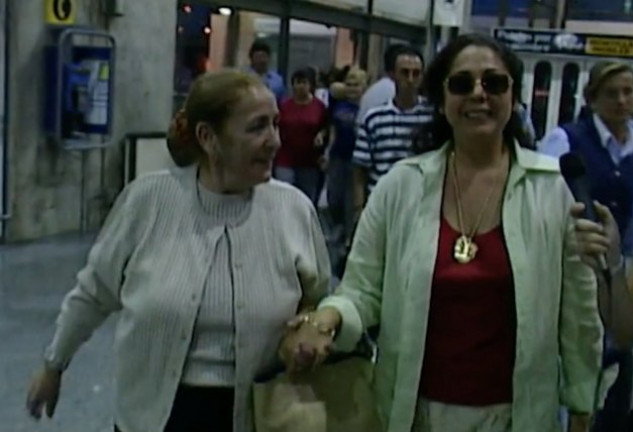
[
  {"left": 26, "top": 70, "right": 331, "bottom": 432},
  {"left": 281, "top": 34, "right": 606, "bottom": 432}
]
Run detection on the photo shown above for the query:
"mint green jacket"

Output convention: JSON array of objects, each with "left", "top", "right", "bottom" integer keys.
[{"left": 320, "top": 143, "right": 607, "bottom": 432}]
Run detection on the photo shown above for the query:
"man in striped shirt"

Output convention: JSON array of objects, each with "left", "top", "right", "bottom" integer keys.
[{"left": 352, "top": 46, "right": 433, "bottom": 219}]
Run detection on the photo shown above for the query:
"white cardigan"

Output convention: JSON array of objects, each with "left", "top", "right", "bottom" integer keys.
[{"left": 45, "top": 166, "right": 331, "bottom": 432}]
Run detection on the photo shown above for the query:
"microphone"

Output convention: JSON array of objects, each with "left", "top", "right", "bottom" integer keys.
[{"left": 559, "top": 152, "right": 611, "bottom": 285}]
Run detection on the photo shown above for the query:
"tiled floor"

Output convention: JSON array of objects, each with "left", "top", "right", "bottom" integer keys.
[{"left": 0, "top": 235, "right": 115, "bottom": 432}]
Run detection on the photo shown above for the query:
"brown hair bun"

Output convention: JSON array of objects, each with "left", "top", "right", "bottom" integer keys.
[
  {"left": 167, "top": 109, "right": 200, "bottom": 167},
  {"left": 167, "top": 70, "right": 267, "bottom": 167}
]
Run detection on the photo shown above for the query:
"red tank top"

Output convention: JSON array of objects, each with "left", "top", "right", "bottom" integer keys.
[{"left": 419, "top": 218, "right": 517, "bottom": 406}]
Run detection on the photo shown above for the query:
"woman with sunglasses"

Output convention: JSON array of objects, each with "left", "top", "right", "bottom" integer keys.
[{"left": 280, "top": 34, "right": 606, "bottom": 432}]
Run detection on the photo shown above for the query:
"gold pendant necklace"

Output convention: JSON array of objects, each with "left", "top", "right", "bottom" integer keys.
[
  {"left": 454, "top": 235, "right": 478, "bottom": 264},
  {"left": 450, "top": 152, "right": 501, "bottom": 264}
]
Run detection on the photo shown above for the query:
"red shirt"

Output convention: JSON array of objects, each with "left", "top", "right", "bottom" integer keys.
[
  {"left": 419, "top": 218, "right": 517, "bottom": 406},
  {"left": 276, "top": 97, "right": 327, "bottom": 168}
]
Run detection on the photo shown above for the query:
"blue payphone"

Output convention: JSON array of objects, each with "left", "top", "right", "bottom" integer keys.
[{"left": 44, "top": 28, "right": 116, "bottom": 150}]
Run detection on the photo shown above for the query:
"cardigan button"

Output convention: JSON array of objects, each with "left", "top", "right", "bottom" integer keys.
[{"left": 615, "top": 170, "right": 621, "bottom": 177}]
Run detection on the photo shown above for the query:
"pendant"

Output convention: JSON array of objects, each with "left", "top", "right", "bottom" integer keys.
[{"left": 454, "top": 235, "right": 478, "bottom": 264}]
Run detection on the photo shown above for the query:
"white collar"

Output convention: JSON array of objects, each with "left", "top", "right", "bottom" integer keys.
[{"left": 592, "top": 113, "right": 633, "bottom": 149}]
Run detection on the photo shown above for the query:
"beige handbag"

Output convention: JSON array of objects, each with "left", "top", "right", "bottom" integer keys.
[{"left": 253, "top": 356, "right": 383, "bottom": 432}]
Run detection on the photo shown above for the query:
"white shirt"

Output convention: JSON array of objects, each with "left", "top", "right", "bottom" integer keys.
[{"left": 356, "top": 77, "right": 396, "bottom": 126}]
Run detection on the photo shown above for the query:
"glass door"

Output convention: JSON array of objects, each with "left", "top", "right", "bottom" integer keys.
[
  {"left": 286, "top": 18, "right": 351, "bottom": 84},
  {"left": 557, "top": 62, "right": 581, "bottom": 125},
  {"left": 530, "top": 60, "right": 553, "bottom": 141},
  {"left": 173, "top": 2, "right": 283, "bottom": 110}
]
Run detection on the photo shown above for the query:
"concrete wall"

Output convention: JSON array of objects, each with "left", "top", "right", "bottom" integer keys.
[{"left": 5, "top": 0, "right": 177, "bottom": 241}]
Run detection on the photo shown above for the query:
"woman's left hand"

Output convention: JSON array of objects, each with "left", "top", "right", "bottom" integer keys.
[
  {"left": 314, "top": 133, "right": 325, "bottom": 148},
  {"left": 571, "top": 202, "right": 621, "bottom": 270}
]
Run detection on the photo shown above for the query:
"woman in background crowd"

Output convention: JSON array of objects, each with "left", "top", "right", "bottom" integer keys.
[
  {"left": 540, "top": 61, "right": 633, "bottom": 432},
  {"left": 326, "top": 67, "right": 368, "bottom": 276},
  {"left": 26, "top": 70, "right": 330, "bottom": 432},
  {"left": 281, "top": 34, "right": 606, "bottom": 432},
  {"left": 275, "top": 68, "right": 329, "bottom": 205}
]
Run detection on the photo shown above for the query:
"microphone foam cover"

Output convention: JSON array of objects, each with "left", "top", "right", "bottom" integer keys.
[{"left": 559, "top": 152, "right": 586, "bottom": 179}]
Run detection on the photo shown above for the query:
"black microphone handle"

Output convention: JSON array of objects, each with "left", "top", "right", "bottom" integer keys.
[
  {"left": 567, "top": 179, "right": 612, "bottom": 277},
  {"left": 568, "top": 178, "right": 599, "bottom": 223}
]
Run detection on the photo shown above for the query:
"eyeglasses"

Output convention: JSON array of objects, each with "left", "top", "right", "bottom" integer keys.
[{"left": 445, "top": 73, "right": 513, "bottom": 96}]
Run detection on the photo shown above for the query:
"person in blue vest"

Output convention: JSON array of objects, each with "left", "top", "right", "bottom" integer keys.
[
  {"left": 540, "top": 61, "right": 633, "bottom": 432},
  {"left": 248, "top": 40, "right": 286, "bottom": 102}
]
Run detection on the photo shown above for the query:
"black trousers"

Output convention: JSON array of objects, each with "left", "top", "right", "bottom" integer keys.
[{"left": 115, "top": 385, "right": 234, "bottom": 432}]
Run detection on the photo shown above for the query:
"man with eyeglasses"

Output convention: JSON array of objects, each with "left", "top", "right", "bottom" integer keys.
[
  {"left": 540, "top": 61, "right": 633, "bottom": 432},
  {"left": 352, "top": 46, "right": 433, "bottom": 221}
]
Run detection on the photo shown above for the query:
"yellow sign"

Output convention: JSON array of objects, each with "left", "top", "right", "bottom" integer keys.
[
  {"left": 586, "top": 37, "right": 633, "bottom": 58},
  {"left": 45, "top": 0, "right": 76, "bottom": 25}
]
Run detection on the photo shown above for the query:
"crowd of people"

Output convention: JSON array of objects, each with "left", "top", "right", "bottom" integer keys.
[{"left": 24, "top": 34, "right": 633, "bottom": 432}]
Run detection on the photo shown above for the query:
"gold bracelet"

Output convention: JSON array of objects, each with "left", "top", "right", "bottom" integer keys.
[{"left": 300, "top": 314, "right": 336, "bottom": 339}]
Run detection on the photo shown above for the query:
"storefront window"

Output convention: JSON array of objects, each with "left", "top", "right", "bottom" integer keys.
[
  {"left": 173, "top": 4, "right": 282, "bottom": 110},
  {"left": 530, "top": 61, "right": 552, "bottom": 140},
  {"left": 228, "top": 12, "right": 281, "bottom": 70},
  {"left": 174, "top": 3, "right": 212, "bottom": 99},
  {"left": 373, "top": 0, "right": 430, "bottom": 25},
  {"left": 558, "top": 62, "right": 580, "bottom": 125},
  {"left": 173, "top": 0, "right": 425, "bottom": 111}
]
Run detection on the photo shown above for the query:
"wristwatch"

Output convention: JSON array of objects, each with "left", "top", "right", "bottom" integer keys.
[{"left": 43, "top": 348, "right": 68, "bottom": 373}]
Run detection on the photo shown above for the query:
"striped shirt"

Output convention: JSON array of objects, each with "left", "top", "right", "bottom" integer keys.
[
  {"left": 44, "top": 166, "right": 331, "bottom": 432},
  {"left": 353, "top": 97, "right": 433, "bottom": 192}
]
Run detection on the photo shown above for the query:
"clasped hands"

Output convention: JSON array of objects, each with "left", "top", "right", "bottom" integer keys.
[{"left": 279, "top": 310, "right": 337, "bottom": 373}]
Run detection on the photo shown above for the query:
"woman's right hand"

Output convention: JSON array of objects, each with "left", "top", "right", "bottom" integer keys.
[
  {"left": 279, "top": 308, "right": 341, "bottom": 373},
  {"left": 571, "top": 201, "right": 621, "bottom": 270},
  {"left": 26, "top": 366, "right": 62, "bottom": 420}
]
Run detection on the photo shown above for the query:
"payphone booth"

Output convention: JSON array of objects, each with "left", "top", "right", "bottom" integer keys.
[
  {"left": 42, "top": 28, "right": 116, "bottom": 232},
  {"left": 493, "top": 28, "right": 633, "bottom": 142},
  {"left": 44, "top": 28, "right": 116, "bottom": 150}
]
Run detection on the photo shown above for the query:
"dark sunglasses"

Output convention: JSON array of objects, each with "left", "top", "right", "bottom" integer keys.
[{"left": 445, "top": 73, "right": 512, "bottom": 95}]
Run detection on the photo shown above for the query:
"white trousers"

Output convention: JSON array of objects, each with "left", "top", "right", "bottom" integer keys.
[{"left": 412, "top": 399, "right": 513, "bottom": 432}]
